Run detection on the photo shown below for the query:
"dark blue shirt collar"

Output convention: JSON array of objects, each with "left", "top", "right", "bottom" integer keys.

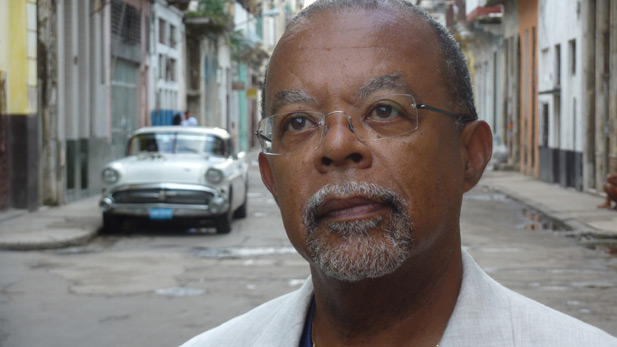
[{"left": 299, "top": 296, "right": 316, "bottom": 347}]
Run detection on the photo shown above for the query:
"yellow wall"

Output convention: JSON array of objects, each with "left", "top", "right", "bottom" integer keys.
[
  {"left": 0, "top": 0, "right": 37, "bottom": 115},
  {"left": 0, "top": 0, "right": 7, "bottom": 114}
]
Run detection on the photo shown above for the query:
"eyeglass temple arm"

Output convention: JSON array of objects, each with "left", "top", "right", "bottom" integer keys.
[
  {"left": 255, "top": 130, "right": 272, "bottom": 142},
  {"left": 417, "top": 104, "right": 466, "bottom": 122}
]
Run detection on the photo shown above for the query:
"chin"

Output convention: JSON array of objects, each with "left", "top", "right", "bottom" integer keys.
[{"left": 308, "top": 227, "right": 413, "bottom": 283}]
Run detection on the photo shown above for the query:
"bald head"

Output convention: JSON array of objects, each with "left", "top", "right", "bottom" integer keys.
[{"left": 261, "top": 0, "right": 477, "bottom": 126}]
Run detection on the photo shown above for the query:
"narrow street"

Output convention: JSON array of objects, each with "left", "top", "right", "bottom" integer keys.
[
  {"left": 2, "top": 1, "right": 616, "bottom": 346},
  {"left": 0, "top": 160, "right": 616, "bottom": 347}
]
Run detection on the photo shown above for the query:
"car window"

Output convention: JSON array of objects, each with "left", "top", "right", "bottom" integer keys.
[
  {"left": 203, "top": 136, "right": 228, "bottom": 157},
  {"left": 128, "top": 133, "right": 175, "bottom": 154},
  {"left": 128, "top": 132, "right": 228, "bottom": 157}
]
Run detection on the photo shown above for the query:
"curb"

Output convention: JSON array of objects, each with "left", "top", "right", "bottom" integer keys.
[
  {"left": 0, "top": 228, "right": 99, "bottom": 251},
  {"left": 483, "top": 182, "right": 617, "bottom": 241}
]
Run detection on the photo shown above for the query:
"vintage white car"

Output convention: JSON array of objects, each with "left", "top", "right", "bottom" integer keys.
[{"left": 99, "top": 126, "right": 248, "bottom": 234}]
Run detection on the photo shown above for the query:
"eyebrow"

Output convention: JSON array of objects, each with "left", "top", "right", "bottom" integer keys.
[
  {"left": 357, "top": 72, "right": 417, "bottom": 99},
  {"left": 270, "top": 90, "right": 318, "bottom": 115},
  {"left": 269, "top": 72, "right": 416, "bottom": 115}
]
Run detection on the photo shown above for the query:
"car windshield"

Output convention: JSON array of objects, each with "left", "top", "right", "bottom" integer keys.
[{"left": 128, "top": 132, "right": 229, "bottom": 157}]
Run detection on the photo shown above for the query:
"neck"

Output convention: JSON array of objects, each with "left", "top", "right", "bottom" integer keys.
[{"left": 310, "top": 245, "right": 462, "bottom": 347}]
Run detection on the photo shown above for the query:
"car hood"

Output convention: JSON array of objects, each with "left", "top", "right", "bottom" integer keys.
[{"left": 112, "top": 154, "right": 226, "bottom": 185}]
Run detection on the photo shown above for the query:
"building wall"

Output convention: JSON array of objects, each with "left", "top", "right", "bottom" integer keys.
[
  {"left": 150, "top": 0, "right": 185, "bottom": 126},
  {"left": 262, "top": 0, "right": 288, "bottom": 53},
  {"left": 0, "top": 0, "right": 39, "bottom": 210},
  {"left": 0, "top": 0, "right": 8, "bottom": 210},
  {"left": 187, "top": 35, "right": 222, "bottom": 127},
  {"left": 537, "top": 0, "right": 583, "bottom": 189},
  {"left": 232, "top": 3, "right": 259, "bottom": 152},
  {"left": 51, "top": 0, "right": 149, "bottom": 204},
  {"left": 518, "top": 0, "right": 539, "bottom": 177},
  {"left": 500, "top": 0, "right": 520, "bottom": 168},
  {"left": 38, "top": 0, "right": 61, "bottom": 206},
  {"left": 591, "top": 0, "right": 617, "bottom": 191},
  {"left": 56, "top": 0, "right": 114, "bottom": 203},
  {"left": 109, "top": 0, "right": 150, "bottom": 160},
  {"left": 217, "top": 39, "right": 232, "bottom": 130},
  {"left": 469, "top": 30, "right": 505, "bottom": 152}
]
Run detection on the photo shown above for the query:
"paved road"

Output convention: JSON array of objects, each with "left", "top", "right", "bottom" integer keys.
[{"left": 1, "top": 162, "right": 616, "bottom": 346}]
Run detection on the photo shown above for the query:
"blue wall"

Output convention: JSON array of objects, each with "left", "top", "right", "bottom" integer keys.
[{"left": 150, "top": 109, "right": 181, "bottom": 126}]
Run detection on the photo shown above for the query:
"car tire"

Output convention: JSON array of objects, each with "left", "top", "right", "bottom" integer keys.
[
  {"left": 102, "top": 213, "right": 124, "bottom": 233},
  {"left": 215, "top": 210, "right": 232, "bottom": 234},
  {"left": 233, "top": 185, "right": 248, "bottom": 219},
  {"left": 215, "top": 193, "right": 232, "bottom": 234}
]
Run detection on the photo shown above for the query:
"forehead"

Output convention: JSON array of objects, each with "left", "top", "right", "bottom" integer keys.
[{"left": 265, "top": 8, "right": 443, "bottom": 110}]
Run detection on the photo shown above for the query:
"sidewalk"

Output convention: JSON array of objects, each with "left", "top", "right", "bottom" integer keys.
[
  {"left": 0, "top": 195, "right": 100, "bottom": 250},
  {"left": 480, "top": 170, "right": 617, "bottom": 238},
  {"left": 1, "top": 171, "right": 616, "bottom": 250}
]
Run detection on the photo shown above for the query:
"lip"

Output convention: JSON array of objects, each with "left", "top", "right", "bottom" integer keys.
[{"left": 318, "top": 197, "right": 387, "bottom": 222}]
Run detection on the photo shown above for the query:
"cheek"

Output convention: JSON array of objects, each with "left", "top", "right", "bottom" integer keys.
[
  {"left": 270, "top": 158, "right": 315, "bottom": 255},
  {"left": 384, "top": 136, "right": 464, "bottom": 237}
]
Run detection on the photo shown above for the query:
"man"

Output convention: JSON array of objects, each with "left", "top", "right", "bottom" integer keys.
[
  {"left": 172, "top": 112, "right": 182, "bottom": 125},
  {"left": 182, "top": 1, "right": 617, "bottom": 346},
  {"left": 598, "top": 172, "right": 617, "bottom": 210},
  {"left": 181, "top": 110, "right": 198, "bottom": 126}
]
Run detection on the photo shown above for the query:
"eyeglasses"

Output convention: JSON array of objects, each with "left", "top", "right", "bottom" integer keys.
[{"left": 255, "top": 94, "right": 467, "bottom": 155}]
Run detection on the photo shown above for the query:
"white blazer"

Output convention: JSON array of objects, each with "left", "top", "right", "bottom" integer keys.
[{"left": 181, "top": 251, "right": 617, "bottom": 346}]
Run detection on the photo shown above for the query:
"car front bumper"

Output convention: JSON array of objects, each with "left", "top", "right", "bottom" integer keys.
[{"left": 100, "top": 183, "right": 229, "bottom": 218}]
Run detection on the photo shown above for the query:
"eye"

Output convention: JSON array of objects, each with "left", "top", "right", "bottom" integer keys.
[
  {"left": 280, "top": 113, "right": 320, "bottom": 133},
  {"left": 367, "top": 101, "right": 405, "bottom": 121}
]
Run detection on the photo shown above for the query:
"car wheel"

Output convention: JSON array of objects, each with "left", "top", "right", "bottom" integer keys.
[
  {"left": 233, "top": 184, "right": 248, "bottom": 219},
  {"left": 102, "top": 213, "right": 124, "bottom": 233},
  {"left": 215, "top": 193, "right": 232, "bottom": 234},
  {"left": 215, "top": 209, "right": 232, "bottom": 234}
]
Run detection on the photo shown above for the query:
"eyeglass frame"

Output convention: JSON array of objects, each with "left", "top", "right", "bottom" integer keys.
[{"left": 255, "top": 95, "right": 475, "bottom": 155}]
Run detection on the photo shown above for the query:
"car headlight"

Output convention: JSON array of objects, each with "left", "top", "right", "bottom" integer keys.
[
  {"left": 102, "top": 168, "right": 120, "bottom": 184},
  {"left": 206, "top": 168, "right": 223, "bottom": 184}
]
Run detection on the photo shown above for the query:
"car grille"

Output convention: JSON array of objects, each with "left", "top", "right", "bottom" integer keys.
[{"left": 113, "top": 188, "right": 214, "bottom": 205}]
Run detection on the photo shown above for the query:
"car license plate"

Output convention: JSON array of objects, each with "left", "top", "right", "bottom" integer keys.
[{"left": 149, "top": 208, "right": 173, "bottom": 220}]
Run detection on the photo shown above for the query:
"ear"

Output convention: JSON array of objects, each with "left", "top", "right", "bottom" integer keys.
[
  {"left": 258, "top": 152, "right": 278, "bottom": 201},
  {"left": 460, "top": 120, "right": 493, "bottom": 192}
]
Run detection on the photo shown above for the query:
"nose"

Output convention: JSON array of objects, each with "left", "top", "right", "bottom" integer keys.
[
  {"left": 323, "top": 111, "right": 356, "bottom": 137},
  {"left": 315, "top": 111, "right": 372, "bottom": 171}
]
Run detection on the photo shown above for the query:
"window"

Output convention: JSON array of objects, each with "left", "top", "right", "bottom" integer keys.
[
  {"left": 159, "top": 18, "right": 166, "bottom": 44},
  {"left": 569, "top": 39, "right": 576, "bottom": 75},
  {"left": 554, "top": 43, "right": 561, "bottom": 87},
  {"left": 170, "top": 24, "right": 177, "bottom": 48},
  {"left": 541, "top": 103, "right": 549, "bottom": 147},
  {"left": 167, "top": 58, "right": 177, "bottom": 81},
  {"left": 159, "top": 54, "right": 165, "bottom": 79},
  {"left": 111, "top": 0, "right": 141, "bottom": 44}
]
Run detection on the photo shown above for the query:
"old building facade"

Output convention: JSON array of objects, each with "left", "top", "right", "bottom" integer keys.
[{"left": 458, "top": 0, "right": 616, "bottom": 195}]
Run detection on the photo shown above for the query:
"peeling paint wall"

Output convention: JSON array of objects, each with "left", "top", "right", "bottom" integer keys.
[
  {"left": 0, "top": 0, "right": 39, "bottom": 211},
  {"left": 38, "top": 0, "right": 60, "bottom": 206}
]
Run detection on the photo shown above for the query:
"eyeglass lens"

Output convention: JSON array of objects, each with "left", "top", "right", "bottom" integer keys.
[{"left": 258, "top": 94, "right": 419, "bottom": 155}]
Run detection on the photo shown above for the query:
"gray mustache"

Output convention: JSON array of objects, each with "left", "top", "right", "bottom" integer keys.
[{"left": 302, "top": 181, "right": 408, "bottom": 231}]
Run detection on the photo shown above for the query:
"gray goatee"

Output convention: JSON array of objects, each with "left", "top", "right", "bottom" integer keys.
[{"left": 303, "top": 181, "right": 413, "bottom": 282}]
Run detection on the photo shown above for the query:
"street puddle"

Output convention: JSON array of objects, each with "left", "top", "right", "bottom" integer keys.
[
  {"left": 579, "top": 236, "right": 617, "bottom": 257},
  {"left": 570, "top": 280, "right": 617, "bottom": 289},
  {"left": 154, "top": 287, "right": 206, "bottom": 297},
  {"left": 477, "top": 247, "right": 523, "bottom": 253},
  {"left": 192, "top": 246, "right": 298, "bottom": 259},
  {"left": 463, "top": 192, "right": 509, "bottom": 201},
  {"left": 519, "top": 208, "right": 568, "bottom": 231}
]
